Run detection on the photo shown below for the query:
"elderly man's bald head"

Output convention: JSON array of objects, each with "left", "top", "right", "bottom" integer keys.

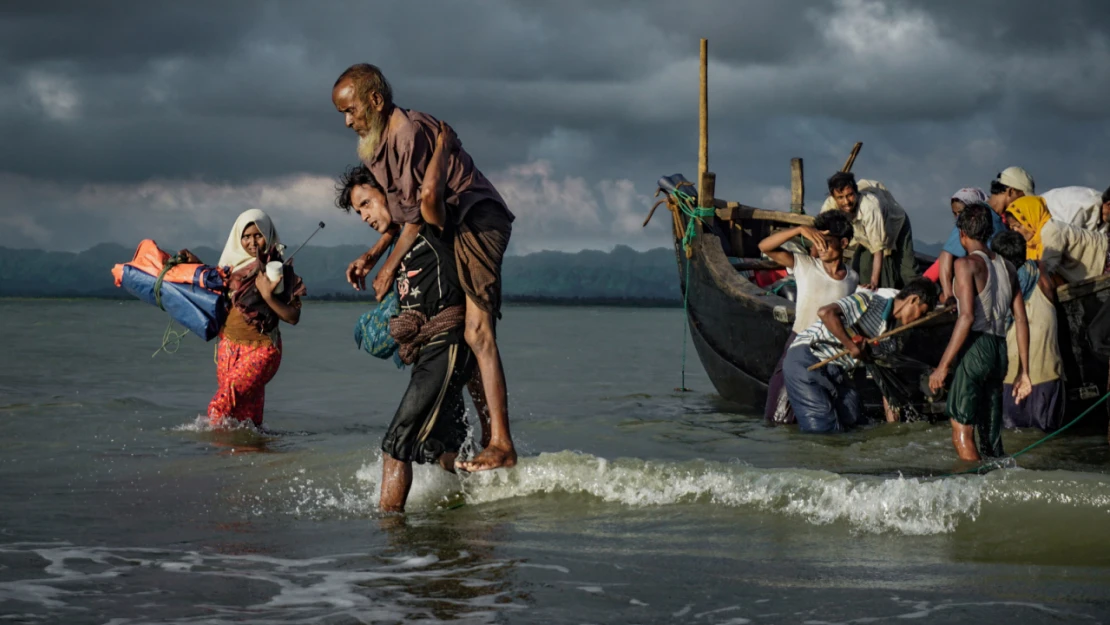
[{"left": 334, "top": 63, "right": 393, "bottom": 108}]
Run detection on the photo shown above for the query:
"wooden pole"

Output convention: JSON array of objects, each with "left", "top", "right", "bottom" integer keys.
[
  {"left": 790, "top": 158, "right": 804, "bottom": 214},
  {"left": 697, "top": 38, "right": 709, "bottom": 203},
  {"left": 841, "top": 142, "right": 863, "bottom": 173}
]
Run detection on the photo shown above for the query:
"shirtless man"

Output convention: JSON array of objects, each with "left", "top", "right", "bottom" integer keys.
[
  {"left": 332, "top": 63, "right": 516, "bottom": 472},
  {"left": 929, "top": 204, "right": 1032, "bottom": 461}
]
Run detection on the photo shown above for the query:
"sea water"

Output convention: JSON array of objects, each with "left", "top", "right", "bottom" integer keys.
[{"left": 2, "top": 299, "right": 1109, "bottom": 624}]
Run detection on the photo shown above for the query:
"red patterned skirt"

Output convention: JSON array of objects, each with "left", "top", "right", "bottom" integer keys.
[{"left": 207, "top": 338, "right": 282, "bottom": 427}]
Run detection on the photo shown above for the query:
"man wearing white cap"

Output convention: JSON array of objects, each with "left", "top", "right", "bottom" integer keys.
[
  {"left": 988, "top": 166, "right": 1035, "bottom": 217},
  {"left": 989, "top": 166, "right": 1107, "bottom": 233}
]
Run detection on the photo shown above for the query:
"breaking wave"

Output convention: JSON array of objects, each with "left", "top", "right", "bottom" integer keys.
[{"left": 254, "top": 450, "right": 1103, "bottom": 536}]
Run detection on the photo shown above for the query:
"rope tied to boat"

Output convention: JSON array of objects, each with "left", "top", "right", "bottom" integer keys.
[{"left": 665, "top": 186, "right": 716, "bottom": 392}]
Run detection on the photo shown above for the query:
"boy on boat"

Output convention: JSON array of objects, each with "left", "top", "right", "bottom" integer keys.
[
  {"left": 820, "top": 172, "right": 915, "bottom": 290},
  {"left": 783, "top": 278, "right": 938, "bottom": 433},
  {"left": 759, "top": 211, "right": 859, "bottom": 424},
  {"left": 338, "top": 122, "right": 475, "bottom": 512},
  {"left": 929, "top": 204, "right": 1032, "bottom": 461},
  {"left": 990, "top": 230, "right": 1065, "bottom": 432}
]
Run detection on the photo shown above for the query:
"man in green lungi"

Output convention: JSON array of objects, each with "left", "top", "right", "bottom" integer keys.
[{"left": 928, "top": 204, "right": 1032, "bottom": 461}]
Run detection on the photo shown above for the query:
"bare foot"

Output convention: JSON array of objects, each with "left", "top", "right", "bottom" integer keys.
[{"left": 456, "top": 441, "right": 517, "bottom": 472}]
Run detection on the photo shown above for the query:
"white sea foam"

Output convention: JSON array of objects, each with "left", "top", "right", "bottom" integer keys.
[
  {"left": 256, "top": 449, "right": 1110, "bottom": 536},
  {"left": 457, "top": 451, "right": 986, "bottom": 535},
  {"left": 171, "top": 415, "right": 263, "bottom": 433}
]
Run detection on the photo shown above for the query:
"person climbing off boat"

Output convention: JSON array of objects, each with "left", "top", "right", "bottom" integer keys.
[
  {"left": 178, "top": 209, "right": 306, "bottom": 429},
  {"left": 758, "top": 211, "right": 859, "bottom": 424},
  {"left": 990, "top": 230, "right": 1065, "bottom": 432},
  {"left": 782, "top": 278, "right": 938, "bottom": 433},
  {"left": 989, "top": 166, "right": 1108, "bottom": 233},
  {"left": 338, "top": 121, "right": 476, "bottom": 512},
  {"left": 820, "top": 172, "right": 915, "bottom": 290},
  {"left": 332, "top": 63, "right": 517, "bottom": 472},
  {"left": 929, "top": 204, "right": 1031, "bottom": 462}
]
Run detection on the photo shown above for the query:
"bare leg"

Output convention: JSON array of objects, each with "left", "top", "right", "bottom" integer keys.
[
  {"left": 882, "top": 397, "right": 899, "bottom": 423},
  {"left": 950, "top": 419, "right": 980, "bottom": 462},
  {"left": 466, "top": 372, "right": 492, "bottom": 448},
  {"left": 380, "top": 454, "right": 413, "bottom": 513},
  {"left": 455, "top": 295, "right": 517, "bottom": 472}
]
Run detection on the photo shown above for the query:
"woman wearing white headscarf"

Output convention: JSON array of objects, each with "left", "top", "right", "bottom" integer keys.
[{"left": 181, "top": 209, "right": 306, "bottom": 428}]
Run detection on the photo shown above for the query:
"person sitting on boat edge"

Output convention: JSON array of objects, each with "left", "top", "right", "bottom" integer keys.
[
  {"left": 179, "top": 209, "right": 307, "bottom": 429},
  {"left": 758, "top": 211, "right": 859, "bottom": 425},
  {"left": 782, "top": 278, "right": 938, "bottom": 434},
  {"left": 1005, "top": 195, "right": 1110, "bottom": 284},
  {"left": 820, "top": 172, "right": 915, "bottom": 291},
  {"left": 928, "top": 204, "right": 1032, "bottom": 462},
  {"left": 927, "top": 188, "right": 1007, "bottom": 305},
  {"left": 990, "top": 231, "right": 1066, "bottom": 433}
]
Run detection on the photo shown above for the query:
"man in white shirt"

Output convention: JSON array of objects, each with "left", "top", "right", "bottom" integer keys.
[{"left": 758, "top": 211, "right": 860, "bottom": 424}]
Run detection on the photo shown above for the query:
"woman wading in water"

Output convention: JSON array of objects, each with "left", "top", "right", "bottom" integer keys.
[{"left": 181, "top": 209, "right": 306, "bottom": 428}]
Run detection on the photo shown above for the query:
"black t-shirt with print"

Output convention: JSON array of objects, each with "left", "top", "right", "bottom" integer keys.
[{"left": 394, "top": 222, "right": 463, "bottom": 317}]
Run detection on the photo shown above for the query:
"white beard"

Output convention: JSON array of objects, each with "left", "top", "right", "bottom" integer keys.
[
  {"left": 357, "top": 131, "right": 380, "bottom": 163},
  {"left": 356, "top": 109, "right": 388, "bottom": 163}
]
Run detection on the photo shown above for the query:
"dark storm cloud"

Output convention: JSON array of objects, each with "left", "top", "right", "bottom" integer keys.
[{"left": 2, "top": 0, "right": 1110, "bottom": 252}]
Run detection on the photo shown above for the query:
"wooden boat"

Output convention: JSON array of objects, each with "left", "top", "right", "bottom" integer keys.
[{"left": 652, "top": 39, "right": 1110, "bottom": 428}]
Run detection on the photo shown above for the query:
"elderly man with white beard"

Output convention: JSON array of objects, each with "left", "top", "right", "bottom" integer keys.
[{"left": 332, "top": 63, "right": 517, "bottom": 472}]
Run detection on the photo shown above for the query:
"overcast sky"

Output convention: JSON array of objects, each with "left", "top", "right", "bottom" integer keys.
[{"left": 3, "top": 0, "right": 1110, "bottom": 255}]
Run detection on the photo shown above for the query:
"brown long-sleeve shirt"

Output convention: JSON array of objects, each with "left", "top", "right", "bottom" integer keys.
[{"left": 363, "top": 107, "right": 512, "bottom": 226}]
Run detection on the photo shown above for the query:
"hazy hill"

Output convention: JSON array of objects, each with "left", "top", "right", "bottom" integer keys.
[
  {"left": 0, "top": 237, "right": 946, "bottom": 303},
  {"left": 0, "top": 242, "right": 684, "bottom": 303}
]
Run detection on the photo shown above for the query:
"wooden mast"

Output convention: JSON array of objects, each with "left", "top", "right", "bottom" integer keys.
[
  {"left": 697, "top": 38, "right": 715, "bottom": 208},
  {"left": 790, "top": 158, "right": 804, "bottom": 214}
]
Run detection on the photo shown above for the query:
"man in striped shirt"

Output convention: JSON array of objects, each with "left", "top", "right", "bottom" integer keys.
[{"left": 782, "top": 278, "right": 939, "bottom": 433}]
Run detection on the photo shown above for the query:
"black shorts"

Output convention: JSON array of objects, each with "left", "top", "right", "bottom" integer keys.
[{"left": 380, "top": 328, "right": 476, "bottom": 464}]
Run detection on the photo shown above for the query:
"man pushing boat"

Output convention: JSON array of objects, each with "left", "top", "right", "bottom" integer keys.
[
  {"left": 331, "top": 63, "right": 516, "bottom": 472},
  {"left": 783, "top": 278, "right": 938, "bottom": 433}
]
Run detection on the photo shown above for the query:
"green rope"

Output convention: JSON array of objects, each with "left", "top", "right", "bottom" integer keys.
[
  {"left": 669, "top": 187, "right": 716, "bottom": 392},
  {"left": 151, "top": 253, "right": 190, "bottom": 357},
  {"left": 152, "top": 254, "right": 185, "bottom": 311},
  {"left": 152, "top": 321, "right": 190, "bottom": 358},
  {"left": 933, "top": 388, "right": 1110, "bottom": 478}
]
